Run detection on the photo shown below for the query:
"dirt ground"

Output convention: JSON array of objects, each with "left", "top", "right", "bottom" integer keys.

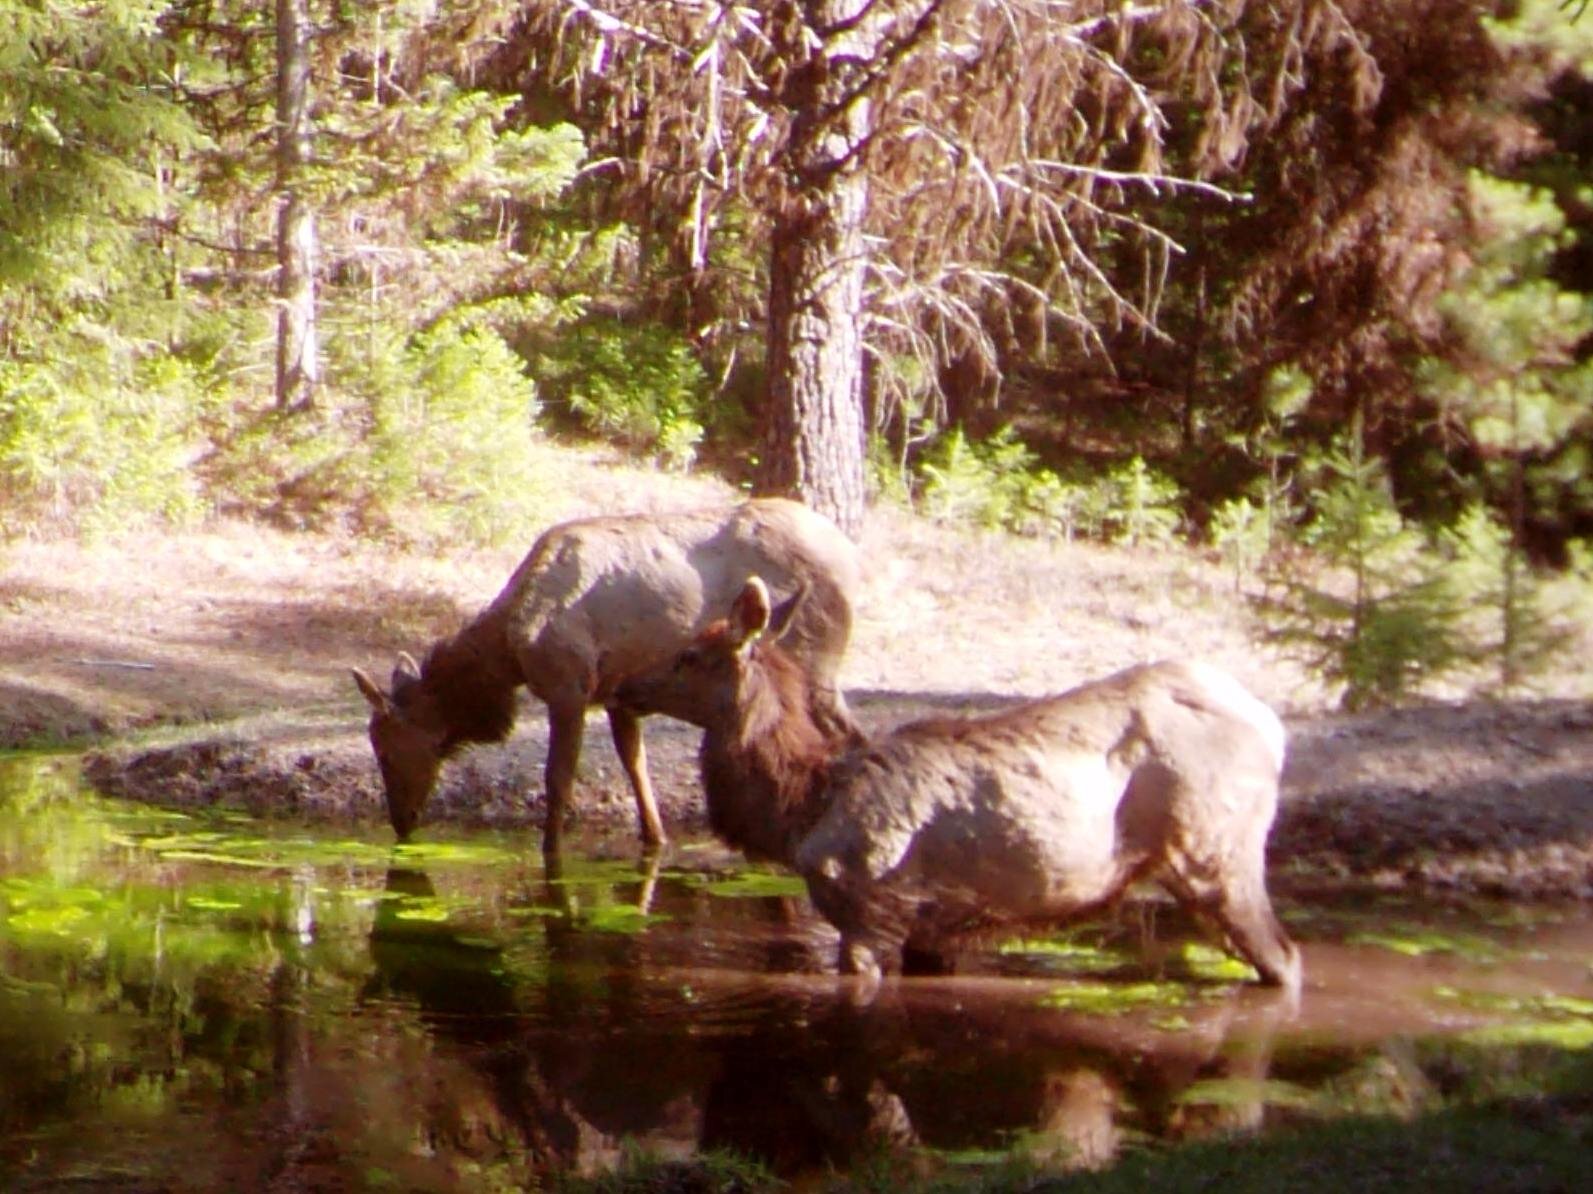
[{"left": 3, "top": 447, "right": 1590, "bottom": 900}]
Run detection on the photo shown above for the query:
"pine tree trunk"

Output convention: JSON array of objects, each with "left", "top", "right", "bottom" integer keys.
[
  {"left": 754, "top": 1, "right": 876, "bottom": 540},
  {"left": 275, "top": 0, "right": 318, "bottom": 411},
  {"left": 760, "top": 200, "right": 869, "bottom": 538}
]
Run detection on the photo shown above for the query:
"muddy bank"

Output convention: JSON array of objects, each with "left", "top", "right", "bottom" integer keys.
[{"left": 80, "top": 692, "right": 1593, "bottom": 902}]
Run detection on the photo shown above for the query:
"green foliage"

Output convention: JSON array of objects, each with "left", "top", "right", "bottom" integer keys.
[
  {"left": 917, "top": 426, "right": 1033, "bottom": 529},
  {"left": 533, "top": 315, "right": 710, "bottom": 471},
  {"left": 1101, "top": 456, "right": 1183, "bottom": 547},
  {"left": 0, "top": 351, "right": 203, "bottom": 534},
  {"left": 0, "top": 1, "right": 607, "bottom": 542},
  {"left": 1009, "top": 468, "right": 1115, "bottom": 543},
  {"left": 0, "top": 0, "right": 203, "bottom": 301},
  {"left": 912, "top": 429, "right": 1187, "bottom": 547},
  {"left": 202, "top": 321, "right": 545, "bottom": 545},
  {"left": 867, "top": 432, "right": 917, "bottom": 507},
  {"left": 1436, "top": 504, "right": 1573, "bottom": 696},
  {"left": 0, "top": 0, "right": 1589, "bottom": 563},
  {"left": 1214, "top": 366, "right": 1311, "bottom": 587},
  {"left": 0, "top": 1, "right": 214, "bottom": 534},
  {"left": 1209, "top": 496, "right": 1270, "bottom": 591},
  {"left": 1256, "top": 435, "right": 1465, "bottom": 710},
  {"left": 370, "top": 321, "right": 545, "bottom": 529},
  {"left": 1417, "top": 172, "right": 1593, "bottom": 532}
]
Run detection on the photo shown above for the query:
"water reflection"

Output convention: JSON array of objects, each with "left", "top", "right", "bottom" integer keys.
[
  {"left": 359, "top": 859, "right": 1299, "bottom": 1176},
  {"left": 2, "top": 755, "right": 1589, "bottom": 1190}
]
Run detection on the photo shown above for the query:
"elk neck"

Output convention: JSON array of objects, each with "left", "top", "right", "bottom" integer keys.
[
  {"left": 699, "top": 640, "right": 848, "bottom": 863},
  {"left": 412, "top": 612, "right": 520, "bottom": 756}
]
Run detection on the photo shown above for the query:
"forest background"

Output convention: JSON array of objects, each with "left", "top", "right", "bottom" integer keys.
[{"left": 3, "top": 0, "right": 1592, "bottom": 711}]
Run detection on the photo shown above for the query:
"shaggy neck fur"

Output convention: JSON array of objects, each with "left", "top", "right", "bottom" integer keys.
[
  {"left": 411, "top": 612, "right": 520, "bottom": 757},
  {"left": 699, "top": 640, "right": 849, "bottom": 864}
]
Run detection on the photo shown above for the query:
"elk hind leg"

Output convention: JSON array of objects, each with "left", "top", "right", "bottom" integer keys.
[
  {"left": 1163, "top": 855, "right": 1301, "bottom": 991},
  {"left": 607, "top": 706, "right": 666, "bottom": 849}
]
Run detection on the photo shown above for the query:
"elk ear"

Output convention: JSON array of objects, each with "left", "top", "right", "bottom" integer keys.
[
  {"left": 767, "top": 581, "right": 809, "bottom": 644},
  {"left": 351, "top": 667, "right": 392, "bottom": 714},
  {"left": 391, "top": 652, "right": 422, "bottom": 693},
  {"left": 728, "top": 577, "right": 773, "bottom": 648}
]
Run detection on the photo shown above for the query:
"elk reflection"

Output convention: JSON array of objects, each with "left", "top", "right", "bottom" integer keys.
[{"left": 365, "top": 862, "right": 1292, "bottom": 1178}]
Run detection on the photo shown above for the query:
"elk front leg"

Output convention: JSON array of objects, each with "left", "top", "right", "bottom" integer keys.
[
  {"left": 542, "top": 702, "right": 585, "bottom": 857},
  {"left": 607, "top": 705, "right": 666, "bottom": 849}
]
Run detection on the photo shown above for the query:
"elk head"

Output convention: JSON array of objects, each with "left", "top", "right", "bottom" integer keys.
[
  {"left": 352, "top": 653, "right": 445, "bottom": 840},
  {"left": 614, "top": 577, "right": 805, "bottom": 729}
]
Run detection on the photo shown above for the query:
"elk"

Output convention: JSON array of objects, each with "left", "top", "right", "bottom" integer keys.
[
  {"left": 614, "top": 578, "right": 1302, "bottom": 990},
  {"left": 351, "top": 501, "right": 861, "bottom": 853}
]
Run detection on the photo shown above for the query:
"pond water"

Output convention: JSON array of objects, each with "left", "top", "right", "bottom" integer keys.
[{"left": 2, "top": 753, "right": 1590, "bottom": 1191}]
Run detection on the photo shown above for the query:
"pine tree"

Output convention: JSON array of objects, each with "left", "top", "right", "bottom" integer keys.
[
  {"left": 0, "top": 1, "right": 207, "bottom": 529},
  {"left": 1257, "top": 431, "right": 1464, "bottom": 710},
  {"left": 1438, "top": 504, "right": 1571, "bottom": 696}
]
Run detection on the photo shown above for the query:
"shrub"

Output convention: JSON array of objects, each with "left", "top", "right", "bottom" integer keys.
[
  {"left": 532, "top": 316, "right": 709, "bottom": 471},
  {"left": 913, "top": 429, "right": 1187, "bottom": 547},
  {"left": 1437, "top": 504, "right": 1574, "bottom": 696},
  {"left": 917, "top": 426, "right": 1024, "bottom": 529},
  {"left": 1101, "top": 456, "right": 1183, "bottom": 547},
  {"left": 200, "top": 320, "right": 547, "bottom": 546},
  {"left": 1209, "top": 496, "right": 1271, "bottom": 591},
  {"left": 367, "top": 323, "right": 546, "bottom": 541},
  {"left": 0, "top": 352, "right": 203, "bottom": 536}
]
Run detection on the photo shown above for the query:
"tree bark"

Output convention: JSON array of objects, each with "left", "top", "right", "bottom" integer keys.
[
  {"left": 275, "top": 0, "right": 318, "bottom": 411},
  {"left": 754, "top": 1, "right": 877, "bottom": 540},
  {"left": 759, "top": 199, "right": 870, "bottom": 538}
]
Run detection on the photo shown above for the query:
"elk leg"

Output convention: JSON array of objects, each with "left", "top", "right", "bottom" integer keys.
[
  {"left": 608, "top": 706, "right": 667, "bottom": 849},
  {"left": 1165, "top": 857, "right": 1301, "bottom": 991},
  {"left": 838, "top": 936, "right": 882, "bottom": 979},
  {"left": 542, "top": 703, "right": 585, "bottom": 857},
  {"left": 1212, "top": 877, "right": 1302, "bottom": 992}
]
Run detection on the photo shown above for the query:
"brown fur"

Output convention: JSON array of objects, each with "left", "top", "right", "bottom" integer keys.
[
  {"left": 408, "top": 618, "right": 520, "bottom": 757},
  {"left": 694, "top": 623, "right": 844, "bottom": 861}
]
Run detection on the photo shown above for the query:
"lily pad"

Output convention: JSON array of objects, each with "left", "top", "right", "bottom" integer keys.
[
  {"left": 1177, "top": 941, "right": 1259, "bottom": 982},
  {"left": 6, "top": 904, "right": 93, "bottom": 935},
  {"left": 1433, "top": 986, "right": 1593, "bottom": 1019},
  {"left": 184, "top": 896, "right": 244, "bottom": 912},
  {"left": 998, "top": 936, "right": 1134, "bottom": 975},
  {"left": 580, "top": 904, "right": 668, "bottom": 934},
  {"left": 1458, "top": 1021, "right": 1593, "bottom": 1049},
  {"left": 1174, "top": 1077, "right": 1321, "bottom": 1110}
]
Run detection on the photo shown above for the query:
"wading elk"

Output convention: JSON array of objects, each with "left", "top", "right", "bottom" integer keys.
[
  {"left": 614, "top": 578, "right": 1302, "bottom": 990},
  {"left": 351, "top": 501, "right": 861, "bottom": 853}
]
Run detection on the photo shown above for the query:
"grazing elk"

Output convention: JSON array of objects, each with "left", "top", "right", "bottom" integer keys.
[
  {"left": 351, "top": 501, "right": 861, "bottom": 853},
  {"left": 614, "top": 578, "right": 1302, "bottom": 990}
]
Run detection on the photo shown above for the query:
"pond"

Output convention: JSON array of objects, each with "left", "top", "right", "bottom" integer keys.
[{"left": 2, "top": 753, "right": 1590, "bottom": 1191}]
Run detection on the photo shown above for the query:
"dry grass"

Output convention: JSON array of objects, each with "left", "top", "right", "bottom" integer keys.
[{"left": 850, "top": 507, "right": 1327, "bottom": 714}]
